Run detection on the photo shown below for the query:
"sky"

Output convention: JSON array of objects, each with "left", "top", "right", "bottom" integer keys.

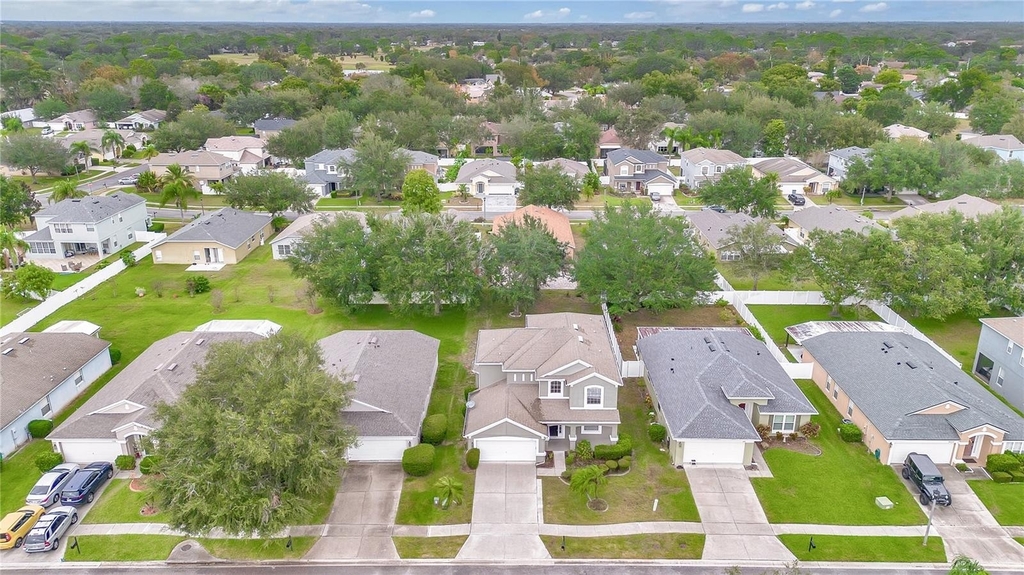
[{"left": 1, "top": 0, "right": 1021, "bottom": 24}]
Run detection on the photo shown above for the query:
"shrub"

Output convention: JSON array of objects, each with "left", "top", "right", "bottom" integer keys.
[
  {"left": 605, "top": 460, "right": 618, "bottom": 471},
  {"left": 139, "top": 455, "right": 161, "bottom": 475},
  {"left": 575, "top": 440, "right": 593, "bottom": 460},
  {"left": 1010, "top": 470, "right": 1024, "bottom": 483},
  {"left": 799, "top": 422, "right": 821, "bottom": 438},
  {"left": 715, "top": 298, "right": 729, "bottom": 307},
  {"left": 755, "top": 424, "right": 772, "bottom": 442},
  {"left": 788, "top": 432, "right": 798, "bottom": 441},
  {"left": 185, "top": 275, "right": 211, "bottom": 296},
  {"left": 115, "top": 455, "right": 136, "bottom": 471},
  {"left": 955, "top": 463, "right": 969, "bottom": 472},
  {"left": 617, "top": 457, "right": 631, "bottom": 471},
  {"left": 148, "top": 222, "right": 165, "bottom": 233},
  {"left": 271, "top": 216, "right": 289, "bottom": 232},
  {"left": 560, "top": 470, "right": 573, "bottom": 481},
  {"left": 991, "top": 471, "right": 1012, "bottom": 483},
  {"left": 1010, "top": 451, "right": 1024, "bottom": 466},
  {"left": 595, "top": 436, "right": 633, "bottom": 461},
  {"left": 466, "top": 448, "right": 480, "bottom": 470},
  {"left": 109, "top": 348, "right": 122, "bottom": 364},
  {"left": 120, "top": 251, "right": 137, "bottom": 267},
  {"left": 27, "top": 419, "right": 53, "bottom": 439},
  {"left": 421, "top": 414, "right": 448, "bottom": 445},
  {"left": 600, "top": 463, "right": 611, "bottom": 474},
  {"left": 839, "top": 423, "right": 862, "bottom": 443},
  {"left": 648, "top": 424, "right": 667, "bottom": 443},
  {"left": 565, "top": 452, "right": 575, "bottom": 466},
  {"left": 402, "top": 444, "right": 435, "bottom": 477},
  {"left": 986, "top": 453, "right": 1023, "bottom": 474},
  {"left": 35, "top": 451, "right": 63, "bottom": 473},
  {"left": 775, "top": 431, "right": 784, "bottom": 441}
]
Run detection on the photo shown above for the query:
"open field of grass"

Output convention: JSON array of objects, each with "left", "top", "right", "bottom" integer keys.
[
  {"left": 335, "top": 53, "right": 394, "bottom": 71},
  {"left": 65, "top": 534, "right": 185, "bottom": 561},
  {"left": 968, "top": 481, "right": 1024, "bottom": 526},
  {"left": 209, "top": 53, "right": 259, "bottom": 65},
  {"left": 751, "top": 380, "right": 926, "bottom": 526},
  {"left": 717, "top": 262, "right": 819, "bottom": 291},
  {"left": 0, "top": 294, "right": 38, "bottom": 326},
  {"left": 541, "top": 534, "right": 704, "bottom": 559},
  {"left": 82, "top": 479, "right": 169, "bottom": 524},
  {"left": 779, "top": 534, "right": 945, "bottom": 562},
  {"left": 393, "top": 536, "right": 468, "bottom": 558}
]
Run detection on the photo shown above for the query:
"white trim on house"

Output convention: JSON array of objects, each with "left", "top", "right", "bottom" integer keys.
[
  {"left": 464, "top": 417, "right": 547, "bottom": 439},
  {"left": 567, "top": 371, "right": 620, "bottom": 388},
  {"left": 90, "top": 400, "right": 147, "bottom": 416},
  {"left": 584, "top": 385, "right": 604, "bottom": 408},
  {"left": 542, "top": 359, "right": 592, "bottom": 378}
]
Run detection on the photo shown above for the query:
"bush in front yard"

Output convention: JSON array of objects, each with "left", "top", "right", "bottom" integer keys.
[
  {"left": 560, "top": 469, "right": 573, "bottom": 481},
  {"left": 139, "top": 455, "right": 161, "bottom": 475},
  {"left": 1009, "top": 451, "right": 1024, "bottom": 465},
  {"left": 27, "top": 419, "right": 53, "bottom": 439},
  {"left": 35, "top": 451, "right": 63, "bottom": 473},
  {"left": 421, "top": 414, "right": 447, "bottom": 445},
  {"left": 594, "top": 435, "right": 632, "bottom": 460},
  {"left": 985, "top": 453, "right": 1023, "bottom": 474},
  {"left": 466, "top": 448, "right": 480, "bottom": 470},
  {"left": 799, "top": 421, "right": 820, "bottom": 438},
  {"left": 115, "top": 455, "right": 136, "bottom": 471},
  {"left": 617, "top": 457, "right": 631, "bottom": 470},
  {"left": 755, "top": 424, "right": 772, "bottom": 442},
  {"left": 402, "top": 444, "right": 436, "bottom": 477},
  {"left": 991, "top": 471, "right": 1012, "bottom": 483},
  {"left": 575, "top": 440, "right": 593, "bottom": 460},
  {"left": 838, "top": 423, "right": 862, "bottom": 443},
  {"left": 648, "top": 424, "right": 667, "bottom": 443},
  {"left": 1009, "top": 470, "right": 1024, "bottom": 483},
  {"left": 109, "top": 348, "right": 122, "bottom": 364}
]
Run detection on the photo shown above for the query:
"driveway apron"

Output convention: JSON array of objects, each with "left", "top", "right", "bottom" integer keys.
[
  {"left": 456, "top": 462, "right": 550, "bottom": 560},
  {"left": 686, "top": 466, "right": 796, "bottom": 561},
  {"left": 305, "top": 464, "right": 403, "bottom": 560}
]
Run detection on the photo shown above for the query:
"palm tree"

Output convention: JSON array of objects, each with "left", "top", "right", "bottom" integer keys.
[
  {"left": 49, "top": 180, "right": 87, "bottom": 204},
  {"left": 158, "top": 164, "right": 200, "bottom": 221},
  {"left": 675, "top": 128, "right": 709, "bottom": 154},
  {"left": 434, "top": 476, "right": 464, "bottom": 510},
  {"left": 569, "top": 465, "right": 608, "bottom": 503},
  {"left": 69, "top": 141, "right": 94, "bottom": 175},
  {"left": 0, "top": 227, "right": 29, "bottom": 270},
  {"left": 101, "top": 130, "right": 126, "bottom": 161},
  {"left": 135, "top": 170, "right": 160, "bottom": 195},
  {"left": 660, "top": 126, "right": 679, "bottom": 159},
  {"left": 138, "top": 144, "right": 159, "bottom": 161}
]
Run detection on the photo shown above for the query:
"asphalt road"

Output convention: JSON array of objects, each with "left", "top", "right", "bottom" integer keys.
[{"left": 78, "top": 164, "right": 150, "bottom": 194}]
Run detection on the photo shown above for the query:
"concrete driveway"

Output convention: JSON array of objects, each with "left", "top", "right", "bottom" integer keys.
[
  {"left": 305, "top": 464, "right": 403, "bottom": 560},
  {"left": 686, "top": 466, "right": 795, "bottom": 561},
  {"left": 456, "top": 463, "right": 549, "bottom": 560}
]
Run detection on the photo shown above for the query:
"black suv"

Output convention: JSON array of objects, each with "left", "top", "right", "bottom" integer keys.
[
  {"left": 902, "top": 453, "right": 952, "bottom": 506},
  {"left": 787, "top": 192, "right": 806, "bottom": 206}
]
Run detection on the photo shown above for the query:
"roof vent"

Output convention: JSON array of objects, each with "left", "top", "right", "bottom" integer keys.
[
  {"left": 18, "top": 337, "right": 29, "bottom": 344},
  {"left": 670, "top": 367, "right": 674, "bottom": 373},
  {"left": 195, "top": 338, "right": 205, "bottom": 346},
  {"left": 578, "top": 336, "right": 584, "bottom": 343},
  {"left": 703, "top": 336, "right": 712, "bottom": 344},
  {"left": 1, "top": 348, "right": 13, "bottom": 355},
  {"left": 368, "top": 336, "right": 378, "bottom": 346},
  {"left": 166, "top": 363, "right": 177, "bottom": 371},
  {"left": 708, "top": 344, "right": 716, "bottom": 352},
  {"left": 573, "top": 323, "right": 579, "bottom": 331},
  {"left": 906, "top": 361, "right": 917, "bottom": 369},
  {"left": 353, "top": 374, "right": 361, "bottom": 382},
  {"left": 882, "top": 341, "right": 894, "bottom": 349}
]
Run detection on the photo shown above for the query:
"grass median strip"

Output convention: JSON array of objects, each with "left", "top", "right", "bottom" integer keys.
[
  {"left": 64, "top": 534, "right": 186, "bottom": 561},
  {"left": 393, "top": 536, "right": 468, "bottom": 558},
  {"left": 197, "top": 536, "right": 317, "bottom": 560},
  {"left": 778, "top": 534, "right": 946, "bottom": 562},
  {"left": 541, "top": 534, "right": 704, "bottom": 559}
]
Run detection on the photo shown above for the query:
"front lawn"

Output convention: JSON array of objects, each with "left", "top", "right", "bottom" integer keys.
[
  {"left": 779, "top": 534, "right": 945, "bottom": 562},
  {"left": 82, "top": 479, "right": 168, "bottom": 524},
  {"left": 65, "top": 534, "right": 185, "bottom": 561},
  {"left": 717, "top": 262, "right": 819, "bottom": 291},
  {"left": 747, "top": 304, "right": 880, "bottom": 348},
  {"left": 316, "top": 196, "right": 402, "bottom": 208},
  {"left": 750, "top": 380, "right": 926, "bottom": 526},
  {"left": 541, "top": 533, "right": 704, "bottom": 559},
  {"left": 0, "top": 440, "right": 52, "bottom": 515},
  {"left": 395, "top": 445, "right": 474, "bottom": 525},
  {"left": 808, "top": 193, "right": 901, "bottom": 208},
  {"left": 542, "top": 379, "right": 700, "bottom": 524},
  {"left": 198, "top": 536, "right": 317, "bottom": 560},
  {"left": 968, "top": 481, "right": 1024, "bottom": 526},
  {"left": 392, "top": 535, "right": 467, "bottom": 558}
]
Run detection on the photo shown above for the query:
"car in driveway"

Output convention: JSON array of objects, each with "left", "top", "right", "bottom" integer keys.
[
  {"left": 22, "top": 506, "right": 77, "bottom": 553},
  {"left": 25, "top": 464, "right": 80, "bottom": 508},
  {"left": 703, "top": 205, "right": 727, "bottom": 213},
  {"left": 59, "top": 461, "right": 114, "bottom": 506},
  {"left": 0, "top": 505, "right": 45, "bottom": 549},
  {"left": 787, "top": 192, "right": 806, "bottom": 206},
  {"left": 649, "top": 191, "right": 662, "bottom": 202},
  {"left": 902, "top": 452, "right": 952, "bottom": 506},
  {"left": 117, "top": 174, "right": 139, "bottom": 185}
]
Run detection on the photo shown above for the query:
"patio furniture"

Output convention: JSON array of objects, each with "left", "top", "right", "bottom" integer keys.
[
  {"left": 65, "top": 250, "right": 75, "bottom": 258},
  {"left": 61, "top": 265, "right": 68, "bottom": 272}
]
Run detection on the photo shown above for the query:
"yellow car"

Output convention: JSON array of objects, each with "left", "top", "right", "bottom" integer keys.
[{"left": 0, "top": 505, "right": 45, "bottom": 549}]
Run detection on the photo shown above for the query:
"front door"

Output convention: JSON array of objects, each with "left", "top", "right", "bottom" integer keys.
[
  {"left": 548, "top": 425, "right": 563, "bottom": 439},
  {"left": 968, "top": 435, "right": 983, "bottom": 458}
]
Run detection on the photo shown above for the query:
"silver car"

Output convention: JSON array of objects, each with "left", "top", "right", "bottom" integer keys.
[
  {"left": 25, "top": 464, "right": 79, "bottom": 508},
  {"left": 22, "top": 506, "right": 77, "bottom": 553}
]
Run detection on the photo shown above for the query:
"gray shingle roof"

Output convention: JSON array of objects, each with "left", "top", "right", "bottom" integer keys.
[
  {"left": 829, "top": 146, "right": 870, "bottom": 161},
  {"left": 254, "top": 117, "right": 297, "bottom": 131},
  {"left": 272, "top": 212, "right": 368, "bottom": 244},
  {"left": 455, "top": 159, "right": 518, "bottom": 184},
  {"left": 801, "top": 331, "right": 1024, "bottom": 441},
  {"left": 154, "top": 208, "right": 272, "bottom": 249},
  {"left": 306, "top": 148, "right": 357, "bottom": 166},
  {"left": 319, "top": 330, "right": 440, "bottom": 437},
  {"left": 680, "top": 147, "right": 746, "bottom": 165},
  {"left": 752, "top": 157, "right": 832, "bottom": 184},
  {"left": 637, "top": 330, "right": 816, "bottom": 441},
  {"left": 0, "top": 333, "right": 111, "bottom": 428},
  {"left": 685, "top": 210, "right": 786, "bottom": 250},
  {"left": 891, "top": 194, "right": 1002, "bottom": 221},
  {"left": 35, "top": 193, "right": 145, "bottom": 224},
  {"left": 607, "top": 148, "right": 666, "bottom": 165},
  {"left": 403, "top": 149, "right": 438, "bottom": 165},
  {"left": 787, "top": 206, "right": 882, "bottom": 236}
]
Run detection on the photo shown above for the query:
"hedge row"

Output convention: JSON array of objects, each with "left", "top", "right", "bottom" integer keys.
[{"left": 402, "top": 444, "right": 435, "bottom": 476}]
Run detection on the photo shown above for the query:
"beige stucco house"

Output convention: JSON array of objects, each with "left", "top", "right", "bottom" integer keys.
[{"left": 151, "top": 209, "right": 273, "bottom": 266}]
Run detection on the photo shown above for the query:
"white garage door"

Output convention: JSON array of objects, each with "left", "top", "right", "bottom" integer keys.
[
  {"left": 483, "top": 195, "right": 517, "bottom": 213},
  {"left": 647, "top": 182, "right": 675, "bottom": 196},
  {"left": 888, "top": 441, "right": 956, "bottom": 466},
  {"left": 681, "top": 440, "right": 747, "bottom": 465},
  {"left": 56, "top": 441, "right": 123, "bottom": 464},
  {"left": 346, "top": 437, "right": 411, "bottom": 462},
  {"left": 475, "top": 437, "right": 538, "bottom": 462}
]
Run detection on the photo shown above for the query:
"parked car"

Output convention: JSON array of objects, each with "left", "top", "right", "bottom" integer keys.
[
  {"left": 59, "top": 461, "right": 114, "bottom": 506},
  {"left": 0, "top": 505, "right": 45, "bottom": 549},
  {"left": 902, "top": 453, "right": 952, "bottom": 506},
  {"left": 22, "top": 506, "right": 77, "bottom": 553},
  {"left": 25, "top": 463, "right": 80, "bottom": 508},
  {"left": 649, "top": 191, "right": 661, "bottom": 202},
  {"left": 117, "top": 174, "right": 139, "bottom": 185},
  {"left": 40, "top": 127, "right": 53, "bottom": 136},
  {"left": 787, "top": 193, "right": 806, "bottom": 206},
  {"left": 703, "top": 205, "right": 727, "bottom": 213}
]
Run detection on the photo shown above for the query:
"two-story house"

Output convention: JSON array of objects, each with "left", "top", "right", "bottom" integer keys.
[
  {"left": 597, "top": 127, "right": 622, "bottom": 159},
  {"left": 25, "top": 193, "right": 148, "bottom": 261},
  {"left": 961, "top": 134, "right": 1024, "bottom": 163},
  {"left": 203, "top": 136, "right": 271, "bottom": 173},
  {"left": 826, "top": 146, "right": 870, "bottom": 180},
  {"left": 678, "top": 147, "right": 747, "bottom": 189},
  {"left": 304, "top": 148, "right": 357, "bottom": 197},
  {"left": 150, "top": 150, "right": 240, "bottom": 194},
  {"left": 605, "top": 149, "right": 676, "bottom": 196},
  {"left": 455, "top": 159, "right": 519, "bottom": 214},
  {"left": 464, "top": 313, "right": 623, "bottom": 462},
  {"left": 974, "top": 317, "right": 1024, "bottom": 413}
]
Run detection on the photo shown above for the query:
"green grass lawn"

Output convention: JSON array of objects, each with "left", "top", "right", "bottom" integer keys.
[
  {"left": 0, "top": 440, "right": 52, "bottom": 515},
  {"left": 209, "top": 53, "right": 260, "bottom": 65},
  {"left": 316, "top": 196, "right": 402, "bottom": 208},
  {"left": 81, "top": 479, "right": 168, "bottom": 524},
  {"left": 751, "top": 380, "right": 926, "bottom": 525},
  {"left": 395, "top": 447, "right": 475, "bottom": 526},
  {"left": 541, "top": 534, "right": 704, "bottom": 559},
  {"left": 542, "top": 379, "right": 700, "bottom": 524},
  {"left": 10, "top": 169, "right": 105, "bottom": 191},
  {"left": 577, "top": 194, "right": 633, "bottom": 208},
  {"left": 968, "top": 481, "right": 1024, "bottom": 526},
  {"left": 1016, "top": 537, "right": 1024, "bottom": 547},
  {"left": 50, "top": 243, "right": 146, "bottom": 292},
  {"left": 779, "top": 535, "right": 945, "bottom": 562},
  {"left": 65, "top": 534, "right": 185, "bottom": 561},
  {"left": 0, "top": 294, "right": 38, "bottom": 326},
  {"left": 747, "top": 304, "right": 880, "bottom": 348},
  {"left": 717, "top": 262, "right": 819, "bottom": 291},
  {"left": 808, "top": 193, "right": 902, "bottom": 208},
  {"left": 198, "top": 536, "right": 317, "bottom": 560},
  {"left": 135, "top": 191, "right": 229, "bottom": 208},
  {"left": 393, "top": 536, "right": 468, "bottom": 558}
]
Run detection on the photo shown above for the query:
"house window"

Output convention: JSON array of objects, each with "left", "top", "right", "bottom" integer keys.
[
  {"left": 847, "top": 400, "right": 855, "bottom": 417},
  {"left": 771, "top": 414, "right": 796, "bottom": 432},
  {"left": 41, "top": 398, "right": 51, "bottom": 417},
  {"left": 476, "top": 182, "right": 485, "bottom": 194},
  {"left": 74, "top": 371, "right": 84, "bottom": 386},
  {"left": 633, "top": 163, "right": 643, "bottom": 172},
  {"left": 52, "top": 223, "right": 72, "bottom": 234},
  {"left": 327, "top": 165, "right": 337, "bottom": 174},
  {"left": 619, "top": 166, "right": 629, "bottom": 176},
  {"left": 996, "top": 367, "right": 1004, "bottom": 386},
  {"left": 657, "top": 146, "right": 668, "bottom": 153},
  {"left": 1004, "top": 441, "right": 1024, "bottom": 453},
  {"left": 86, "top": 226, "right": 95, "bottom": 232},
  {"left": 549, "top": 380, "right": 563, "bottom": 397},
  {"left": 581, "top": 425, "right": 602, "bottom": 434},
  {"left": 193, "top": 251, "right": 201, "bottom": 261},
  {"left": 719, "top": 251, "right": 740, "bottom": 262},
  {"left": 832, "top": 386, "right": 839, "bottom": 400},
  {"left": 29, "top": 242, "right": 56, "bottom": 254},
  {"left": 825, "top": 376, "right": 832, "bottom": 391},
  {"left": 1008, "top": 340, "right": 1014, "bottom": 354},
  {"left": 277, "top": 244, "right": 291, "bottom": 257},
  {"left": 585, "top": 386, "right": 603, "bottom": 407},
  {"left": 715, "top": 165, "right": 723, "bottom": 173},
  {"left": 645, "top": 163, "right": 656, "bottom": 170},
  {"left": 701, "top": 166, "right": 710, "bottom": 176}
]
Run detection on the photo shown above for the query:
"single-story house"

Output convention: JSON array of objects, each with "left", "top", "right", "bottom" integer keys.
[
  {"left": 751, "top": 157, "right": 837, "bottom": 196},
  {"left": 254, "top": 117, "right": 297, "bottom": 140},
  {"left": 47, "top": 325, "right": 278, "bottom": 463},
  {"left": 319, "top": 330, "right": 440, "bottom": 461},
  {"left": 492, "top": 205, "right": 576, "bottom": 258},
  {"left": 597, "top": 127, "right": 622, "bottom": 158},
  {"left": 151, "top": 209, "right": 274, "bottom": 266},
  {"left": 891, "top": 194, "right": 1002, "bottom": 221},
  {"left": 455, "top": 159, "right": 519, "bottom": 214},
  {"left": 960, "top": 134, "right": 1024, "bottom": 163},
  {"left": 464, "top": 313, "right": 623, "bottom": 463},
  {"left": 47, "top": 110, "right": 99, "bottom": 132},
  {"left": 684, "top": 210, "right": 792, "bottom": 261},
  {"left": 271, "top": 211, "right": 368, "bottom": 260},
  {"left": 884, "top": 123, "right": 930, "bottom": 141},
  {"left": 801, "top": 329, "right": 1024, "bottom": 465},
  {"left": 1, "top": 333, "right": 112, "bottom": 457},
  {"left": 637, "top": 328, "right": 817, "bottom": 466},
  {"left": 826, "top": 146, "right": 870, "bottom": 181},
  {"left": 112, "top": 109, "right": 166, "bottom": 131},
  {"left": 785, "top": 206, "right": 883, "bottom": 245},
  {"left": 536, "top": 158, "right": 590, "bottom": 180}
]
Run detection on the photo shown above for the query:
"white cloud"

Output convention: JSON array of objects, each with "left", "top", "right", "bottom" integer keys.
[
  {"left": 558, "top": 7, "right": 571, "bottom": 15},
  {"left": 524, "top": 8, "right": 571, "bottom": 19},
  {"left": 767, "top": 2, "right": 789, "bottom": 10},
  {"left": 860, "top": 2, "right": 888, "bottom": 12},
  {"left": 829, "top": 8, "right": 842, "bottom": 17},
  {"left": 795, "top": 0, "right": 815, "bottom": 9},
  {"left": 720, "top": 0, "right": 738, "bottom": 6},
  {"left": 741, "top": 3, "right": 765, "bottom": 12},
  {"left": 409, "top": 9, "right": 434, "bottom": 18},
  {"left": 523, "top": 9, "right": 545, "bottom": 19},
  {"left": 624, "top": 11, "right": 656, "bottom": 19}
]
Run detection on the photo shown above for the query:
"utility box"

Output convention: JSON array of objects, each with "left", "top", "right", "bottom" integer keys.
[{"left": 875, "top": 496, "right": 894, "bottom": 510}]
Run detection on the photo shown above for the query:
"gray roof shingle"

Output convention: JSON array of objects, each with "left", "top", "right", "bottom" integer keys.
[
  {"left": 35, "top": 193, "right": 145, "bottom": 224},
  {"left": 306, "top": 148, "right": 357, "bottom": 166},
  {"left": 685, "top": 211, "right": 786, "bottom": 250},
  {"left": 607, "top": 148, "right": 666, "bottom": 165},
  {"left": 154, "top": 208, "right": 272, "bottom": 249},
  {"left": 787, "top": 206, "right": 882, "bottom": 236},
  {"left": 829, "top": 146, "right": 870, "bottom": 161},
  {"left": 254, "top": 117, "right": 297, "bottom": 131},
  {"left": 455, "top": 159, "right": 518, "bottom": 184}
]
